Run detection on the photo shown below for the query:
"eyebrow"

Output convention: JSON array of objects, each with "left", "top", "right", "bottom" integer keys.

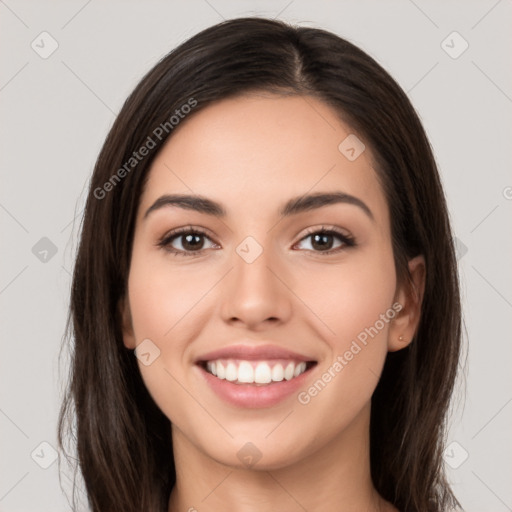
[{"left": 143, "top": 191, "right": 374, "bottom": 221}]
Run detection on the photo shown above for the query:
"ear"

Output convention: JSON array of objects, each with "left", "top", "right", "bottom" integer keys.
[
  {"left": 119, "top": 295, "right": 136, "bottom": 350},
  {"left": 388, "top": 255, "right": 426, "bottom": 352}
]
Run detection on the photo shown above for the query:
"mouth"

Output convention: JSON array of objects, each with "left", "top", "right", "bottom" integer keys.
[
  {"left": 194, "top": 344, "right": 318, "bottom": 408},
  {"left": 198, "top": 358, "right": 317, "bottom": 386}
]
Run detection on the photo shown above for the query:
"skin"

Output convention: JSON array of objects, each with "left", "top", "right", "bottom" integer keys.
[{"left": 121, "top": 93, "right": 425, "bottom": 512}]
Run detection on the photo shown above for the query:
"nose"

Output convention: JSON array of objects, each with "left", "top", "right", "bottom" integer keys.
[{"left": 220, "top": 244, "right": 292, "bottom": 330}]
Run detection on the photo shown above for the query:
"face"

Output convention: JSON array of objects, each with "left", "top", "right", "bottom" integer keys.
[{"left": 122, "top": 93, "right": 421, "bottom": 470}]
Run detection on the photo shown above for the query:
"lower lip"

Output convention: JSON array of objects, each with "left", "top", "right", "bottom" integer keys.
[{"left": 197, "top": 364, "right": 315, "bottom": 408}]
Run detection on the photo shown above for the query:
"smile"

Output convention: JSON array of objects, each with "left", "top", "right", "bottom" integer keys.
[
  {"left": 195, "top": 344, "right": 318, "bottom": 408},
  {"left": 203, "top": 359, "right": 311, "bottom": 385}
]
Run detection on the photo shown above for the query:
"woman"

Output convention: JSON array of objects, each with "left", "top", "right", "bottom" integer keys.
[{"left": 58, "top": 17, "right": 462, "bottom": 512}]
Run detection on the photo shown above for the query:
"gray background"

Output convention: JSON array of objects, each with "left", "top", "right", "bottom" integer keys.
[{"left": 1, "top": 1, "right": 511, "bottom": 510}]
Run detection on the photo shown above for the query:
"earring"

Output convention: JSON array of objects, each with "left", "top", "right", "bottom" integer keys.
[{"left": 398, "top": 335, "right": 405, "bottom": 342}]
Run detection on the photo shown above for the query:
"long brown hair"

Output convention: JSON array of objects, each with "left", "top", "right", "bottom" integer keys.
[{"left": 58, "top": 17, "right": 462, "bottom": 511}]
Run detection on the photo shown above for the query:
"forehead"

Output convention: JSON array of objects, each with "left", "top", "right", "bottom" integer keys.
[{"left": 139, "top": 93, "right": 388, "bottom": 224}]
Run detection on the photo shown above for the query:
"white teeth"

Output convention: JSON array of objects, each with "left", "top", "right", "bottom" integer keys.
[
  {"left": 294, "top": 362, "right": 306, "bottom": 377},
  {"left": 216, "top": 361, "right": 226, "bottom": 379},
  {"left": 207, "top": 361, "right": 217, "bottom": 376},
  {"left": 284, "top": 362, "right": 295, "bottom": 381},
  {"left": 237, "top": 361, "right": 254, "bottom": 383},
  {"left": 254, "top": 362, "right": 272, "bottom": 384},
  {"left": 204, "top": 359, "right": 309, "bottom": 384},
  {"left": 271, "top": 364, "right": 284, "bottom": 382},
  {"left": 225, "top": 362, "right": 237, "bottom": 381}
]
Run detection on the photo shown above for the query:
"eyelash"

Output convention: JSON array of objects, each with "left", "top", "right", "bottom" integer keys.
[{"left": 157, "top": 225, "right": 356, "bottom": 257}]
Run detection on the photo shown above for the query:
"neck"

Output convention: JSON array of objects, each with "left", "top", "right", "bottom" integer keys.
[{"left": 168, "top": 402, "right": 395, "bottom": 512}]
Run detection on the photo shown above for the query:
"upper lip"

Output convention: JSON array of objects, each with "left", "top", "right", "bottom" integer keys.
[{"left": 196, "top": 344, "right": 316, "bottom": 363}]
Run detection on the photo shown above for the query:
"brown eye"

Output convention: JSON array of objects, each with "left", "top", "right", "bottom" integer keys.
[
  {"left": 310, "top": 232, "right": 335, "bottom": 251},
  {"left": 179, "top": 233, "right": 206, "bottom": 251},
  {"left": 158, "top": 229, "right": 218, "bottom": 256},
  {"left": 295, "top": 229, "right": 355, "bottom": 254}
]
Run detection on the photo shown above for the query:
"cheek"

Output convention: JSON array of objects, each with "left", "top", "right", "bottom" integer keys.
[
  {"left": 294, "top": 249, "right": 397, "bottom": 345},
  {"left": 292, "top": 249, "right": 396, "bottom": 410},
  {"left": 126, "top": 254, "right": 199, "bottom": 425},
  {"left": 127, "top": 244, "right": 214, "bottom": 343},
  {"left": 126, "top": 244, "right": 220, "bottom": 417}
]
